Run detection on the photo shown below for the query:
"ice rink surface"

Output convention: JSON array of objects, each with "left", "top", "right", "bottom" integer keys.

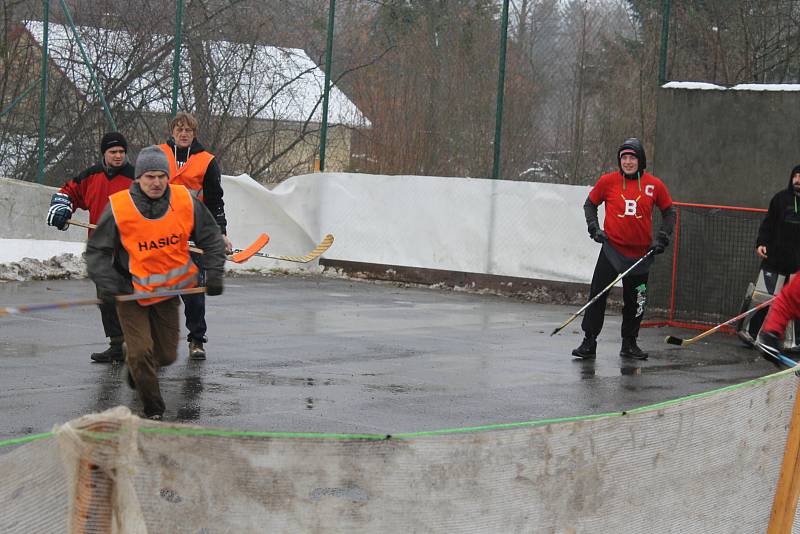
[{"left": 0, "top": 273, "right": 778, "bottom": 441}]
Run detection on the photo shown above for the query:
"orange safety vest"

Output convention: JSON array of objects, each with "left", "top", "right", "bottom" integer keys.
[
  {"left": 158, "top": 143, "right": 214, "bottom": 202},
  {"left": 109, "top": 185, "right": 198, "bottom": 306}
]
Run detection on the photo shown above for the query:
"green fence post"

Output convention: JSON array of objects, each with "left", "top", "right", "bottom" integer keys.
[
  {"left": 35, "top": 1, "right": 50, "bottom": 184},
  {"left": 318, "top": 0, "right": 336, "bottom": 172},
  {"left": 171, "top": 0, "right": 184, "bottom": 118},
  {"left": 492, "top": 0, "right": 510, "bottom": 180}
]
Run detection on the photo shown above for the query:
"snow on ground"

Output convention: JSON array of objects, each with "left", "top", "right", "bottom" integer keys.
[{"left": 0, "top": 239, "right": 86, "bottom": 281}]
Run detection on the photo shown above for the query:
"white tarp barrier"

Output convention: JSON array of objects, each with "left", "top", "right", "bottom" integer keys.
[{"left": 2, "top": 173, "right": 604, "bottom": 283}]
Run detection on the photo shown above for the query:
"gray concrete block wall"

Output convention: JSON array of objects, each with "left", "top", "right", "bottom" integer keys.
[
  {"left": 653, "top": 87, "right": 800, "bottom": 208},
  {"left": 0, "top": 178, "right": 87, "bottom": 241}
]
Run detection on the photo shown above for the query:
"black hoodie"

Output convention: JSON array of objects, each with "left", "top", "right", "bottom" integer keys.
[{"left": 756, "top": 165, "right": 800, "bottom": 275}]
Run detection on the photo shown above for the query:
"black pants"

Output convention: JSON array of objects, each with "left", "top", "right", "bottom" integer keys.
[
  {"left": 96, "top": 284, "right": 123, "bottom": 339},
  {"left": 581, "top": 251, "right": 649, "bottom": 339},
  {"left": 181, "top": 252, "right": 207, "bottom": 343}
]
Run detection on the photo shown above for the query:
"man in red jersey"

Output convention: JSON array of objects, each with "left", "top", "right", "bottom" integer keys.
[
  {"left": 572, "top": 138, "right": 675, "bottom": 361},
  {"left": 46, "top": 132, "right": 134, "bottom": 363}
]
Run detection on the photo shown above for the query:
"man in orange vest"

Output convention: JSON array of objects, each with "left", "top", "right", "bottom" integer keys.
[
  {"left": 86, "top": 146, "right": 226, "bottom": 420},
  {"left": 159, "top": 112, "right": 231, "bottom": 360}
]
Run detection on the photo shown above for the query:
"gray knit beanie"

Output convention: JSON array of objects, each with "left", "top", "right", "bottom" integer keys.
[{"left": 135, "top": 145, "right": 170, "bottom": 178}]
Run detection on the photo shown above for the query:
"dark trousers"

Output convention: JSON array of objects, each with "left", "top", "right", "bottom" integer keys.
[
  {"left": 116, "top": 297, "right": 180, "bottom": 417},
  {"left": 581, "top": 251, "right": 649, "bottom": 339},
  {"left": 95, "top": 285, "right": 123, "bottom": 340},
  {"left": 182, "top": 252, "right": 207, "bottom": 342}
]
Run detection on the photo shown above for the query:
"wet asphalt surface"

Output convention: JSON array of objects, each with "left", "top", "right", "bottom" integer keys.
[{"left": 0, "top": 273, "right": 778, "bottom": 442}]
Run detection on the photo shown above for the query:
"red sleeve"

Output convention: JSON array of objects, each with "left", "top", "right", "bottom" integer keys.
[
  {"left": 588, "top": 175, "right": 607, "bottom": 205},
  {"left": 655, "top": 179, "right": 673, "bottom": 210},
  {"left": 59, "top": 180, "right": 87, "bottom": 210}
]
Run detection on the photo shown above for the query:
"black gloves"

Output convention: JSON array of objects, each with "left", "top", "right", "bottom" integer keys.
[
  {"left": 46, "top": 192, "right": 72, "bottom": 230},
  {"left": 587, "top": 222, "right": 607, "bottom": 243},
  {"left": 206, "top": 279, "right": 224, "bottom": 297},
  {"left": 649, "top": 231, "right": 670, "bottom": 255}
]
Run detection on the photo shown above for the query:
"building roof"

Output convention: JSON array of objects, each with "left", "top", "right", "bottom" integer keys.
[{"left": 24, "top": 20, "right": 368, "bottom": 127}]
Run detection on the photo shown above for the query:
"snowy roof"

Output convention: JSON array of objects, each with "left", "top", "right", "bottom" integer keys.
[
  {"left": 663, "top": 81, "right": 800, "bottom": 92},
  {"left": 24, "top": 21, "right": 368, "bottom": 127}
]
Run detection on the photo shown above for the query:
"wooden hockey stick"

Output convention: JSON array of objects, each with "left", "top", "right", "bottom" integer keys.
[
  {"left": 664, "top": 297, "right": 775, "bottom": 346},
  {"left": 0, "top": 286, "right": 207, "bottom": 317},
  {"left": 551, "top": 249, "right": 654, "bottom": 336},
  {"left": 235, "top": 233, "right": 334, "bottom": 263},
  {"left": 66, "top": 219, "right": 268, "bottom": 264}
]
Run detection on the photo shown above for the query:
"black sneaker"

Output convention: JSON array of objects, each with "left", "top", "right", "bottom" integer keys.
[
  {"left": 620, "top": 337, "right": 648, "bottom": 360},
  {"left": 188, "top": 339, "right": 206, "bottom": 360},
  {"left": 90, "top": 342, "right": 125, "bottom": 363},
  {"left": 571, "top": 336, "right": 597, "bottom": 359}
]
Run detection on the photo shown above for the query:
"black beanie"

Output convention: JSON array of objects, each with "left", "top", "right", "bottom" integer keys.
[
  {"left": 100, "top": 132, "right": 128, "bottom": 155},
  {"left": 791, "top": 165, "right": 800, "bottom": 177}
]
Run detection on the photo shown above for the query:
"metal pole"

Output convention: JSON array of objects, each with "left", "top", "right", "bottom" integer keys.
[
  {"left": 318, "top": 0, "right": 336, "bottom": 172},
  {"left": 171, "top": 0, "right": 184, "bottom": 118},
  {"left": 491, "top": 0, "right": 510, "bottom": 180},
  {"left": 36, "top": 1, "right": 50, "bottom": 184},
  {"left": 658, "top": 0, "right": 671, "bottom": 86},
  {"left": 58, "top": 0, "right": 117, "bottom": 130}
]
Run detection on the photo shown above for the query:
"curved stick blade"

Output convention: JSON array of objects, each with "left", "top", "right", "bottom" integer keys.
[
  {"left": 665, "top": 336, "right": 684, "bottom": 346},
  {"left": 229, "top": 234, "right": 270, "bottom": 263}
]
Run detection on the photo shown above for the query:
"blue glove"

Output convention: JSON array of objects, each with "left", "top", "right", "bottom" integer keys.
[{"left": 46, "top": 192, "right": 72, "bottom": 230}]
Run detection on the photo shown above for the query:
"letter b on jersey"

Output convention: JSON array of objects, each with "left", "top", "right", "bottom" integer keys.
[{"left": 624, "top": 199, "right": 637, "bottom": 216}]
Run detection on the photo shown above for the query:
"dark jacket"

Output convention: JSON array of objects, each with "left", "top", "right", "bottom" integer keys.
[
  {"left": 757, "top": 168, "right": 800, "bottom": 275},
  {"left": 86, "top": 182, "right": 227, "bottom": 297},
  {"left": 164, "top": 137, "right": 227, "bottom": 234}
]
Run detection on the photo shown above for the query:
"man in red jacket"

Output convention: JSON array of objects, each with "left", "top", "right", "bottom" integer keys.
[
  {"left": 572, "top": 138, "right": 676, "bottom": 361},
  {"left": 46, "top": 132, "right": 134, "bottom": 363}
]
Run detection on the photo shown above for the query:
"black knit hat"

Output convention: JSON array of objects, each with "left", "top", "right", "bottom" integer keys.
[{"left": 100, "top": 132, "right": 128, "bottom": 155}]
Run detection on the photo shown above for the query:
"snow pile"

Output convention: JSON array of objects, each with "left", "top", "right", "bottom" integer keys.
[{"left": 0, "top": 253, "right": 86, "bottom": 282}]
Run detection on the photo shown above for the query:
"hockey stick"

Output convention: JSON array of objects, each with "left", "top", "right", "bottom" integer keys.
[
  {"left": 66, "top": 219, "right": 269, "bottom": 264},
  {"left": 664, "top": 297, "right": 776, "bottom": 346},
  {"left": 550, "top": 249, "right": 655, "bottom": 336},
  {"left": 754, "top": 339, "right": 798, "bottom": 369},
  {"left": 235, "top": 233, "right": 334, "bottom": 263},
  {"left": 0, "top": 286, "right": 207, "bottom": 317}
]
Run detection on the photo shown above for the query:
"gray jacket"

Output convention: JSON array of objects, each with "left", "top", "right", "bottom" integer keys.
[{"left": 86, "top": 182, "right": 226, "bottom": 297}]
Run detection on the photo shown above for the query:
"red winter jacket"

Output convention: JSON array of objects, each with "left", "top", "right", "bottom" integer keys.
[{"left": 59, "top": 162, "right": 135, "bottom": 234}]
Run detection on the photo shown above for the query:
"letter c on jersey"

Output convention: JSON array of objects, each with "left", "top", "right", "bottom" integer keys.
[{"left": 645, "top": 184, "right": 655, "bottom": 197}]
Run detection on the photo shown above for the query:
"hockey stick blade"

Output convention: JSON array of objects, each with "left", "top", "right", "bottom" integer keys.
[
  {"left": 665, "top": 335, "right": 685, "bottom": 346},
  {"left": 236, "top": 234, "right": 334, "bottom": 263},
  {"left": 228, "top": 233, "right": 270, "bottom": 263},
  {"left": 754, "top": 340, "right": 798, "bottom": 370}
]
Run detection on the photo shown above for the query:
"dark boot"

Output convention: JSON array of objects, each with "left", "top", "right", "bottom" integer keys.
[
  {"left": 571, "top": 335, "right": 597, "bottom": 359},
  {"left": 188, "top": 339, "right": 206, "bottom": 360},
  {"left": 90, "top": 337, "right": 125, "bottom": 363},
  {"left": 620, "top": 337, "right": 648, "bottom": 360}
]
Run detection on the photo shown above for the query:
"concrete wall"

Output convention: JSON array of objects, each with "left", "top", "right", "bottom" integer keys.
[
  {"left": 653, "top": 86, "right": 800, "bottom": 208},
  {"left": 0, "top": 178, "right": 87, "bottom": 241}
]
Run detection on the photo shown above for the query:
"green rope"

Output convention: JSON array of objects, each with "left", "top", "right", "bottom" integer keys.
[{"left": 1, "top": 367, "right": 795, "bottom": 448}]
